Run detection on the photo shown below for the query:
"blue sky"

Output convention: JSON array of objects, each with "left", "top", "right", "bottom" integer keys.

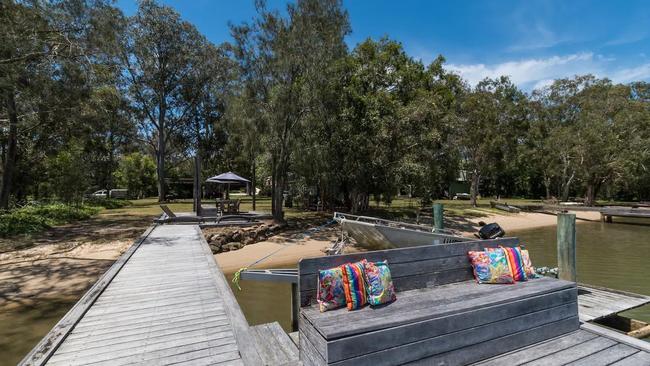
[{"left": 116, "top": 0, "right": 650, "bottom": 91}]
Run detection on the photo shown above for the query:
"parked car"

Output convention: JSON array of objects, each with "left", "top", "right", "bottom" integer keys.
[
  {"left": 87, "top": 189, "right": 128, "bottom": 199},
  {"left": 453, "top": 193, "right": 471, "bottom": 200},
  {"left": 90, "top": 189, "right": 108, "bottom": 198}
]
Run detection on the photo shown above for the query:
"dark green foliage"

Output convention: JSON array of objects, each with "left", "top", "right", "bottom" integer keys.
[
  {"left": 0, "top": 204, "right": 100, "bottom": 237},
  {"left": 84, "top": 197, "right": 131, "bottom": 209}
]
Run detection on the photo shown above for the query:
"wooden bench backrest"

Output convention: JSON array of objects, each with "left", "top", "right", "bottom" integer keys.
[
  {"left": 159, "top": 205, "right": 176, "bottom": 218},
  {"left": 298, "top": 237, "right": 519, "bottom": 307}
]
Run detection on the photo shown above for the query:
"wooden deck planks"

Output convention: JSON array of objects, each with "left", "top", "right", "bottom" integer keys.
[
  {"left": 36, "top": 224, "right": 263, "bottom": 366},
  {"left": 472, "top": 325, "right": 650, "bottom": 365},
  {"left": 578, "top": 284, "right": 650, "bottom": 322},
  {"left": 250, "top": 322, "right": 300, "bottom": 365}
]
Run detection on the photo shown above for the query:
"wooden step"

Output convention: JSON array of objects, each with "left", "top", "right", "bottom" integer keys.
[{"left": 251, "top": 322, "right": 300, "bottom": 365}]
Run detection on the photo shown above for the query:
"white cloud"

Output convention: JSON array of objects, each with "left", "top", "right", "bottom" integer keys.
[
  {"left": 446, "top": 52, "right": 650, "bottom": 91},
  {"left": 611, "top": 63, "right": 650, "bottom": 83}
]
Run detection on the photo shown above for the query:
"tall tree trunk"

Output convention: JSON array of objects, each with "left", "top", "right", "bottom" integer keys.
[
  {"left": 0, "top": 89, "right": 18, "bottom": 210},
  {"left": 470, "top": 171, "right": 480, "bottom": 207},
  {"left": 156, "top": 100, "right": 166, "bottom": 202},
  {"left": 272, "top": 168, "right": 285, "bottom": 223},
  {"left": 271, "top": 156, "right": 276, "bottom": 215},
  {"left": 561, "top": 174, "right": 574, "bottom": 202},
  {"left": 252, "top": 159, "right": 256, "bottom": 211},
  {"left": 156, "top": 133, "right": 166, "bottom": 202},
  {"left": 543, "top": 174, "right": 551, "bottom": 200},
  {"left": 271, "top": 148, "right": 288, "bottom": 223},
  {"left": 584, "top": 179, "right": 601, "bottom": 207},
  {"left": 584, "top": 184, "right": 595, "bottom": 207}
]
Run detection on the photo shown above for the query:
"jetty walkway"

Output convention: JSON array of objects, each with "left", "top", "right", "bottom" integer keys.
[
  {"left": 20, "top": 224, "right": 297, "bottom": 366},
  {"left": 21, "top": 223, "right": 650, "bottom": 365}
]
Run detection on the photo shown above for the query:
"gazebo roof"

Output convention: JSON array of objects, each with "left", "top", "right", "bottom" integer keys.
[{"left": 206, "top": 171, "right": 250, "bottom": 184}]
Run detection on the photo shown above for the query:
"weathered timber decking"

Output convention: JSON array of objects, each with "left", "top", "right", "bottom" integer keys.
[
  {"left": 21, "top": 224, "right": 264, "bottom": 366},
  {"left": 250, "top": 322, "right": 299, "bottom": 365},
  {"left": 239, "top": 269, "right": 650, "bottom": 329},
  {"left": 601, "top": 208, "right": 650, "bottom": 223},
  {"left": 578, "top": 284, "right": 650, "bottom": 322},
  {"left": 474, "top": 323, "right": 650, "bottom": 365}
]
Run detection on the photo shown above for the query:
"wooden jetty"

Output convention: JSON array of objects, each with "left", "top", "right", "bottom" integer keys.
[
  {"left": 297, "top": 238, "right": 650, "bottom": 365},
  {"left": 475, "top": 323, "right": 650, "bottom": 365},
  {"left": 20, "top": 224, "right": 297, "bottom": 366},
  {"left": 600, "top": 208, "right": 650, "bottom": 223},
  {"left": 578, "top": 284, "right": 650, "bottom": 322},
  {"left": 22, "top": 223, "right": 650, "bottom": 366}
]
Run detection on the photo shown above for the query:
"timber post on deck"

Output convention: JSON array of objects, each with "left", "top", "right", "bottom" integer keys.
[
  {"left": 433, "top": 203, "right": 444, "bottom": 230},
  {"left": 557, "top": 212, "right": 577, "bottom": 282}
]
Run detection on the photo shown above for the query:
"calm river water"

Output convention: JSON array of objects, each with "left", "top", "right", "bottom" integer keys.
[{"left": 3, "top": 219, "right": 650, "bottom": 365}]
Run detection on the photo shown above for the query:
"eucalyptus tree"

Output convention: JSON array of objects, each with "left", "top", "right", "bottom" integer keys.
[
  {"left": 0, "top": 0, "right": 123, "bottom": 207},
  {"left": 120, "top": 0, "right": 220, "bottom": 202},
  {"left": 455, "top": 77, "right": 528, "bottom": 206},
  {"left": 231, "top": 0, "right": 350, "bottom": 221}
]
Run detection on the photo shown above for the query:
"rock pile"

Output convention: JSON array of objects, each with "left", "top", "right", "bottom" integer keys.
[{"left": 205, "top": 223, "right": 286, "bottom": 254}]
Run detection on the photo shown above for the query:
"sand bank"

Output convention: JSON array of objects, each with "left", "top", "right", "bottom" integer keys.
[
  {"left": 465, "top": 210, "right": 601, "bottom": 236},
  {"left": 215, "top": 210, "right": 602, "bottom": 274},
  {"left": 0, "top": 216, "right": 149, "bottom": 310}
]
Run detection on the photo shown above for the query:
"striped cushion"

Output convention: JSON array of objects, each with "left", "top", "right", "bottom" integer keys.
[
  {"left": 341, "top": 260, "right": 368, "bottom": 310},
  {"left": 501, "top": 246, "right": 527, "bottom": 282}
]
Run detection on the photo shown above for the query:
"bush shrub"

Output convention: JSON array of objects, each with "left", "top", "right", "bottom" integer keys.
[
  {"left": 85, "top": 197, "right": 132, "bottom": 209},
  {"left": 0, "top": 204, "right": 101, "bottom": 237},
  {"left": 0, "top": 211, "right": 51, "bottom": 237}
]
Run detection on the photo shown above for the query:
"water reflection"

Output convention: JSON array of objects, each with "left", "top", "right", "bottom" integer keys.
[
  {"left": 0, "top": 299, "right": 76, "bottom": 366},
  {"left": 512, "top": 219, "right": 650, "bottom": 324}
]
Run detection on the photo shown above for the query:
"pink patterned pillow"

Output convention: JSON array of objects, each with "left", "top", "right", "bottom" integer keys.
[{"left": 317, "top": 266, "right": 346, "bottom": 312}]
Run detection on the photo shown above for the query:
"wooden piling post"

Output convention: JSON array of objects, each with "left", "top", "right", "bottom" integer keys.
[
  {"left": 291, "top": 282, "right": 300, "bottom": 332},
  {"left": 433, "top": 203, "right": 444, "bottom": 230},
  {"left": 557, "top": 213, "right": 577, "bottom": 282}
]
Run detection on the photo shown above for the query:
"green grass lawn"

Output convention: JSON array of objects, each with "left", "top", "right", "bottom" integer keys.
[{"left": 105, "top": 196, "right": 548, "bottom": 222}]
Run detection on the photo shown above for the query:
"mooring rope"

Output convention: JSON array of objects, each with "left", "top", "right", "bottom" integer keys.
[{"left": 231, "top": 219, "right": 336, "bottom": 290}]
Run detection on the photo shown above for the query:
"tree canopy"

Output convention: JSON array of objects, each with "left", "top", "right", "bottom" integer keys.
[{"left": 2, "top": 0, "right": 650, "bottom": 219}]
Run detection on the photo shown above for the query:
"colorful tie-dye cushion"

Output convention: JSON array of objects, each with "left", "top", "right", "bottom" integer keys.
[
  {"left": 520, "top": 248, "right": 537, "bottom": 279},
  {"left": 364, "top": 260, "right": 397, "bottom": 306},
  {"left": 342, "top": 260, "right": 368, "bottom": 310},
  {"left": 483, "top": 248, "right": 515, "bottom": 284},
  {"left": 317, "top": 266, "right": 347, "bottom": 312},
  {"left": 468, "top": 251, "right": 492, "bottom": 284},
  {"left": 501, "top": 246, "right": 527, "bottom": 282}
]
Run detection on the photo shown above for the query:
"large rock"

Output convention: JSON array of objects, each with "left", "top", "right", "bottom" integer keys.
[{"left": 224, "top": 241, "right": 243, "bottom": 251}]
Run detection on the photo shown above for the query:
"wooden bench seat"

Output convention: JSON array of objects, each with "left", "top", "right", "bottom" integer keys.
[{"left": 298, "top": 238, "right": 580, "bottom": 365}]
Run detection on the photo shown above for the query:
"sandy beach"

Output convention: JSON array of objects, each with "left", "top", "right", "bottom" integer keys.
[
  {"left": 214, "top": 210, "right": 602, "bottom": 274},
  {"left": 0, "top": 216, "right": 149, "bottom": 310},
  {"left": 0, "top": 209, "right": 602, "bottom": 307}
]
